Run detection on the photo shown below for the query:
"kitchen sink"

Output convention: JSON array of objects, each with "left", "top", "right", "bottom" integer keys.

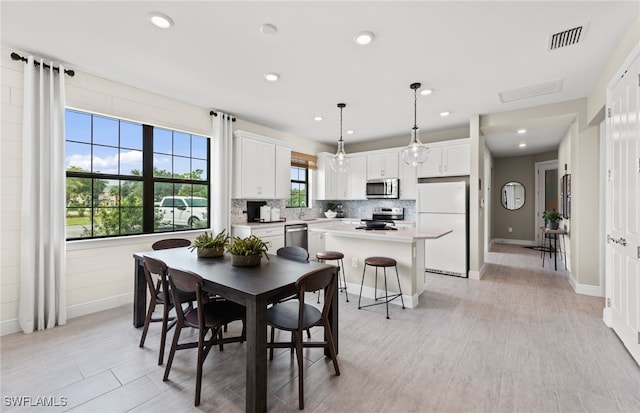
[{"left": 301, "top": 218, "right": 317, "bottom": 221}]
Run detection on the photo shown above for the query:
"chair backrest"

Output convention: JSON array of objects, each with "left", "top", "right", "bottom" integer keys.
[
  {"left": 143, "top": 255, "right": 169, "bottom": 297},
  {"left": 167, "top": 267, "right": 206, "bottom": 326},
  {"left": 296, "top": 266, "right": 336, "bottom": 320},
  {"left": 277, "top": 246, "right": 309, "bottom": 263},
  {"left": 152, "top": 238, "right": 191, "bottom": 250}
]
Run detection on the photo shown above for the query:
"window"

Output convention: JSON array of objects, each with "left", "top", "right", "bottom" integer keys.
[
  {"left": 65, "top": 109, "right": 210, "bottom": 240},
  {"left": 286, "top": 166, "right": 308, "bottom": 207}
]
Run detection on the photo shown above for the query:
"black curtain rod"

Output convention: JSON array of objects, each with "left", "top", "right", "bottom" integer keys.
[
  {"left": 209, "top": 110, "right": 236, "bottom": 122},
  {"left": 11, "top": 52, "right": 75, "bottom": 77}
]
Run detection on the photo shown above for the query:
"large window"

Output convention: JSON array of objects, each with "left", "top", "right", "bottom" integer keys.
[
  {"left": 286, "top": 166, "right": 308, "bottom": 207},
  {"left": 65, "top": 109, "right": 210, "bottom": 240}
]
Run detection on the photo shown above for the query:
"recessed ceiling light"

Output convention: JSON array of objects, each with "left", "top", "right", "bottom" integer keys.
[
  {"left": 519, "top": 143, "right": 527, "bottom": 148},
  {"left": 346, "top": 130, "right": 355, "bottom": 135},
  {"left": 260, "top": 23, "right": 278, "bottom": 35},
  {"left": 420, "top": 89, "right": 433, "bottom": 96},
  {"left": 264, "top": 73, "right": 280, "bottom": 82},
  {"left": 149, "top": 12, "right": 173, "bottom": 29},
  {"left": 517, "top": 129, "right": 527, "bottom": 134},
  {"left": 314, "top": 116, "right": 323, "bottom": 121},
  {"left": 354, "top": 31, "right": 375, "bottom": 45},
  {"left": 440, "top": 111, "right": 451, "bottom": 117}
]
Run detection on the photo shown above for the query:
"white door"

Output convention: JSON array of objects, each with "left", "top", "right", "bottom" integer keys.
[
  {"left": 605, "top": 49, "right": 640, "bottom": 365},
  {"left": 535, "top": 160, "right": 559, "bottom": 245}
]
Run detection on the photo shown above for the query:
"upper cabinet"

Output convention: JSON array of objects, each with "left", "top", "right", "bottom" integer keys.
[
  {"left": 367, "top": 152, "right": 399, "bottom": 179},
  {"left": 399, "top": 156, "right": 417, "bottom": 200},
  {"left": 233, "top": 130, "right": 291, "bottom": 199},
  {"left": 315, "top": 153, "right": 367, "bottom": 200},
  {"left": 417, "top": 138, "right": 470, "bottom": 178}
]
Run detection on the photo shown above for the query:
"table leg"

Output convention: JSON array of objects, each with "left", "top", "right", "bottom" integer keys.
[
  {"left": 554, "top": 234, "right": 558, "bottom": 271},
  {"left": 245, "top": 299, "right": 267, "bottom": 413},
  {"left": 133, "top": 257, "right": 146, "bottom": 328}
]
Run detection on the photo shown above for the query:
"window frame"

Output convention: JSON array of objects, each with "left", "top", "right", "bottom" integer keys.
[
  {"left": 65, "top": 109, "right": 210, "bottom": 240},
  {"left": 286, "top": 165, "right": 309, "bottom": 208}
]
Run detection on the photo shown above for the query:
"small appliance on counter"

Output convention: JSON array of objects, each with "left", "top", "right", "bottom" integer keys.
[
  {"left": 336, "top": 203, "right": 344, "bottom": 218},
  {"left": 246, "top": 201, "right": 267, "bottom": 222},
  {"left": 260, "top": 205, "right": 271, "bottom": 221},
  {"left": 270, "top": 208, "right": 280, "bottom": 221}
]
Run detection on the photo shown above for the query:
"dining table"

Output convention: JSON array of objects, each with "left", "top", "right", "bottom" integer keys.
[{"left": 132, "top": 247, "right": 338, "bottom": 413}]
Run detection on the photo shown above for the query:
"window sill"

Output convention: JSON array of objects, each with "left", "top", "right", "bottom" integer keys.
[{"left": 66, "top": 229, "right": 209, "bottom": 251}]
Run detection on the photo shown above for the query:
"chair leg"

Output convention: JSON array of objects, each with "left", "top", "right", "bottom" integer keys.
[
  {"left": 322, "top": 319, "right": 340, "bottom": 376},
  {"left": 138, "top": 299, "right": 156, "bottom": 348},
  {"left": 194, "top": 327, "right": 206, "bottom": 406},
  {"left": 395, "top": 265, "right": 405, "bottom": 309},
  {"left": 269, "top": 326, "right": 275, "bottom": 360},
  {"left": 163, "top": 322, "right": 182, "bottom": 382},
  {"left": 383, "top": 267, "right": 389, "bottom": 319},
  {"left": 294, "top": 330, "right": 305, "bottom": 410},
  {"left": 158, "top": 303, "right": 171, "bottom": 365},
  {"left": 339, "top": 259, "right": 349, "bottom": 302}
]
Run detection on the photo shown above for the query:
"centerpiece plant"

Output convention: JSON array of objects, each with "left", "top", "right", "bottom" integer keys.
[
  {"left": 225, "top": 235, "right": 270, "bottom": 266},
  {"left": 190, "top": 229, "right": 229, "bottom": 258}
]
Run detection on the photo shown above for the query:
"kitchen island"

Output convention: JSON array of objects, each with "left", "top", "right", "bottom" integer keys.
[{"left": 309, "top": 224, "right": 451, "bottom": 307}]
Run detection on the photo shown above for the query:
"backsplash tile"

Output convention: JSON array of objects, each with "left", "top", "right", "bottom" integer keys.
[{"left": 231, "top": 199, "right": 415, "bottom": 223}]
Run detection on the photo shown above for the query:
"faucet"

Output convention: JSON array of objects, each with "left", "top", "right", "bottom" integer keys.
[{"left": 299, "top": 201, "right": 306, "bottom": 220}]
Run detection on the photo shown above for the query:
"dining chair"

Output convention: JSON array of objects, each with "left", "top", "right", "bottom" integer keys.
[
  {"left": 266, "top": 266, "right": 340, "bottom": 410},
  {"left": 163, "top": 267, "right": 246, "bottom": 407},
  {"left": 139, "top": 256, "right": 195, "bottom": 365},
  {"left": 151, "top": 238, "right": 191, "bottom": 250}
]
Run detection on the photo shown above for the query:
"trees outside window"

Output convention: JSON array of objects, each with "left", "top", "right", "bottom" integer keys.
[{"left": 286, "top": 166, "right": 308, "bottom": 207}]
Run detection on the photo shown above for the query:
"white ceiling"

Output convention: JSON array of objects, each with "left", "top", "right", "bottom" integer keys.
[{"left": 1, "top": 1, "right": 638, "bottom": 157}]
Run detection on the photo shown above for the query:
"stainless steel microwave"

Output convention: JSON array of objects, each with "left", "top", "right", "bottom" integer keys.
[{"left": 366, "top": 178, "right": 399, "bottom": 199}]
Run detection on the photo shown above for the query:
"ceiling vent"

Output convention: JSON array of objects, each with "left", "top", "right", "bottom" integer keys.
[
  {"left": 498, "top": 79, "right": 563, "bottom": 103},
  {"left": 548, "top": 24, "right": 587, "bottom": 51}
]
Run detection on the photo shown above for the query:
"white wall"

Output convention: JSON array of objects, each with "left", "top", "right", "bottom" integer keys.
[{"left": 0, "top": 46, "right": 328, "bottom": 335}]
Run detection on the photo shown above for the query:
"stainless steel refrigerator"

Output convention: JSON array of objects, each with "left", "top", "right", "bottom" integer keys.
[{"left": 417, "top": 180, "right": 468, "bottom": 277}]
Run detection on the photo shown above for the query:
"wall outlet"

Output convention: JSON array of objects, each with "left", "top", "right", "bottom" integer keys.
[
  {"left": 352, "top": 257, "right": 358, "bottom": 268},
  {"left": 508, "top": 227, "right": 513, "bottom": 233}
]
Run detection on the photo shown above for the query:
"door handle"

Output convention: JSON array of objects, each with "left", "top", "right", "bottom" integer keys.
[
  {"left": 286, "top": 228, "right": 307, "bottom": 233},
  {"left": 607, "top": 235, "right": 628, "bottom": 246}
]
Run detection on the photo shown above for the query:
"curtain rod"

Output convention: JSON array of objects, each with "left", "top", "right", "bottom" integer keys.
[
  {"left": 10, "top": 52, "right": 75, "bottom": 77},
  {"left": 209, "top": 110, "right": 236, "bottom": 122}
]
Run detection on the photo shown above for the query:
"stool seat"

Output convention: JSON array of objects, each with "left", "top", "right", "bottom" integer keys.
[
  {"left": 316, "top": 251, "right": 344, "bottom": 260},
  {"left": 364, "top": 256, "right": 396, "bottom": 267}
]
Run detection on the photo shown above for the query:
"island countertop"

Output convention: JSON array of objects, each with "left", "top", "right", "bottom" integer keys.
[{"left": 309, "top": 223, "right": 451, "bottom": 243}]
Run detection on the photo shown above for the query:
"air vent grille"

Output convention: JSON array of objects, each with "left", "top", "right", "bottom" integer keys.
[{"left": 549, "top": 26, "right": 584, "bottom": 50}]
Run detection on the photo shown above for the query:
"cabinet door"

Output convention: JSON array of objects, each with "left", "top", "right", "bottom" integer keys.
[
  {"left": 240, "top": 137, "right": 275, "bottom": 198},
  {"left": 417, "top": 145, "right": 443, "bottom": 178},
  {"left": 399, "top": 156, "right": 417, "bottom": 200},
  {"left": 443, "top": 143, "right": 470, "bottom": 176},
  {"left": 367, "top": 152, "right": 399, "bottom": 179},
  {"left": 333, "top": 169, "right": 348, "bottom": 200},
  {"left": 275, "top": 145, "right": 292, "bottom": 199},
  {"left": 347, "top": 155, "right": 367, "bottom": 200},
  {"left": 382, "top": 152, "right": 399, "bottom": 178}
]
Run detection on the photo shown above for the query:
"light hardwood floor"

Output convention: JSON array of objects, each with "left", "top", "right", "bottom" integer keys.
[{"left": 1, "top": 244, "right": 639, "bottom": 412}]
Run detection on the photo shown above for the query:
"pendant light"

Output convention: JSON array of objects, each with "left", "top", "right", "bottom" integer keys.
[
  {"left": 329, "top": 103, "right": 350, "bottom": 172},
  {"left": 401, "top": 82, "right": 429, "bottom": 167}
]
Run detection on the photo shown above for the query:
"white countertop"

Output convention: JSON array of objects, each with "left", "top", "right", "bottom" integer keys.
[
  {"left": 309, "top": 223, "right": 451, "bottom": 242},
  {"left": 232, "top": 218, "right": 415, "bottom": 229}
]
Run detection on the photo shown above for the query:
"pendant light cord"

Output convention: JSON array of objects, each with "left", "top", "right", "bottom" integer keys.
[
  {"left": 339, "top": 105, "right": 344, "bottom": 142},
  {"left": 413, "top": 86, "right": 418, "bottom": 132}
]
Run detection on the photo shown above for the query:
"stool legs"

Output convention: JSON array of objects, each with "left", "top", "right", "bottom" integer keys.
[
  {"left": 317, "top": 258, "right": 349, "bottom": 302},
  {"left": 358, "top": 263, "right": 404, "bottom": 319}
]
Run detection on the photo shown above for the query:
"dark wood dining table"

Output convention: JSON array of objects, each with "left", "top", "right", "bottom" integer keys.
[{"left": 132, "top": 247, "right": 338, "bottom": 413}]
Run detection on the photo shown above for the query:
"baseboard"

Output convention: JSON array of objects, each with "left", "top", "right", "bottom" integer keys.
[
  {"left": 568, "top": 275, "right": 604, "bottom": 297},
  {"left": 493, "top": 238, "right": 536, "bottom": 246},
  {"left": 469, "top": 263, "right": 486, "bottom": 280},
  {"left": 345, "top": 282, "right": 417, "bottom": 308},
  {"left": 1, "top": 293, "right": 133, "bottom": 336}
]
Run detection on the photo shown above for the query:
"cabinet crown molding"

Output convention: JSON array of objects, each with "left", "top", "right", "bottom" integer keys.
[{"left": 233, "top": 130, "right": 292, "bottom": 148}]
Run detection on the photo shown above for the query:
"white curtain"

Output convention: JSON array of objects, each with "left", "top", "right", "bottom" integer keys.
[
  {"left": 211, "top": 112, "right": 234, "bottom": 234},
  {"left": 19, "top": 57, "right": 67, "bottom": 333}
]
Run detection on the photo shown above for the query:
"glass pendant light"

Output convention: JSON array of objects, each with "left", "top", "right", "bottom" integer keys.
[
  {"left": 401, "top": 82, "right": 429, "bottom": 167},
  {"left": 329, "top": 103, "right": 350, "bottom": 172}
]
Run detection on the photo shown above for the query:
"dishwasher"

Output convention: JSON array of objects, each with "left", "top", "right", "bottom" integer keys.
[{"left": 284, "top": 223, "right": 308, "bottom": 250}]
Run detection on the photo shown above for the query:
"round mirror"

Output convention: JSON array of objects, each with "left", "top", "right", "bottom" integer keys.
[{"left": 501, "top": 181, "right": 525, "bottom": 210}]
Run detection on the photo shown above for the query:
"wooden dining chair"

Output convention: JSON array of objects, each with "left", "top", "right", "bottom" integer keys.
[
  {"left": 163, "top": 267, "right": 246, "bottom": 407},
  {"left": 151, "top": 238, "right": 191, "bottom": 251},
  {"left": 139, "top": 256, "right": 196, "bottom": 365},
  {"left": 276, "top": 246, "right": 309, "bottom": 263},
  {"left": 266, "top": 266, "right": 340, "bottom": 410}
]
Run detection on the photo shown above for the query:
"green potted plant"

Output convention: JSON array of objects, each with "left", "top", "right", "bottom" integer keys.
[
  {"left": 190, "top": 230, "right": 229, "bottom": 258},
  {"left": 325, "top": 202, "right": 337, "bottom": 218},
  {"left": 225, "top": 235, "right": 270, "bottom": 266},
  {"left": 542, "top": 209, "right": 563, "bottom": 230}
]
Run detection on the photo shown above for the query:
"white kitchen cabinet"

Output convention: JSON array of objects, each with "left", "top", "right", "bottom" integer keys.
[
  {"left": 347, "top": 155, "right": 367, "bottom": 200},
  {"left": 233, "top": 130, "right": 292, "bottom": 199},
  {"left": 232, "top": 225, "right": 285, "bottom": 253},
  {"left": 367, "top": 151, "right": 399, "bottom": 179},
  {"left": 417, "top": 139, "right": 470, "bottom": 178},
  {"left": 315, "top": 153, "right": 366, "bottom": 200}
]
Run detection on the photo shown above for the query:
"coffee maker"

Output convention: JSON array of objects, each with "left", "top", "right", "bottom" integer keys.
[{"left": 336, "top": 203, "right": 344, "bottom": 218}]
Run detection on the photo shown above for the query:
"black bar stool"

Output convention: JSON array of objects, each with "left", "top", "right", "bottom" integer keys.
[
  {"left": 358, "top": 256, "right": 405, "bottom": 319},
  {"left": 316, "top": 251, "right": 349, "bottom": 302}
]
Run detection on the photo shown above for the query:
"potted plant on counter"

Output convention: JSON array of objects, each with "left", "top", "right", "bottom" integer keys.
[
  {"left": 226, "top": 235, "right": 270, "bottom": 266},
  {"left": 542, "top": 209, "right": 563, "bottom": 230},
  {"left": 325, "top": 202, "right": 337, "bottom": 218},
  {"left": 190, "top": 230, "right": 229, "bottom": 258}
]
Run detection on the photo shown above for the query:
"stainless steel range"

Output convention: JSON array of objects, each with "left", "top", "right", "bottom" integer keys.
[{"left": 356, "top": 207, "right": 404, "bottom": 230}]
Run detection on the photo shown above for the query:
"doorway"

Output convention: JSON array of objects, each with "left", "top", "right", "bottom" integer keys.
[{"left": 535, "top": 160, "right": 558, "bottom": 245}]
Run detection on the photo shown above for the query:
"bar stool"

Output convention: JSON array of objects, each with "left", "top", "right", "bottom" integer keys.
[
  {"left": 316, "top": 251, "right": 349, "bottom": 302},
  {"left": 358, "top": 256, "right": 405, "bottom": 319}
]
